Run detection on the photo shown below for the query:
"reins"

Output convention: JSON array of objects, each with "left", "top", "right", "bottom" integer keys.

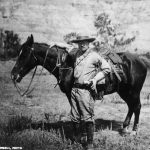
[
  {"left": 12, "top": 46, "right": 39, "bottom": 97},
  {"left": 12, "top": 66, "right": 37, "bottom": 97}
]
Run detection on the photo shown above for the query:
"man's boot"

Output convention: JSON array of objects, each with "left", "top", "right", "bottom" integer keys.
[
  {"left": 72, "top": 122, "right": 81, "bottom": 143},
  {"left": 72, "top": 121, "right": 87, "bottom": 144},
  {"left": 80, "top": 121, "right": 87, "bottom": 147},
  {"left": 86, "top": 122, "right": 94, "bottom": 150}
]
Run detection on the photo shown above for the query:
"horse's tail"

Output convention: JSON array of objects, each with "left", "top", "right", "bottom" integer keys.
[{"left": 139, "top": 55, "right": 150, "bottom": 69}]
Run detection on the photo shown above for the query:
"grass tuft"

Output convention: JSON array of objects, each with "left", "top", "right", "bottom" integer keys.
[{"left": 3, "top": 115, "right": 32, "bottom": 134}]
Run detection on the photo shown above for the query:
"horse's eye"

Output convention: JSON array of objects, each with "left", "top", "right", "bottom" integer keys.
[
  {"left": 19, "top": 51, "right": 28, "bottom": 60},
  {"left": 18, "top": 47, "right": 31, "bottom": 60}
]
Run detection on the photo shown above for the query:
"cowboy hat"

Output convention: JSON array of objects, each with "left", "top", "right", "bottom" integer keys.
[{"left": 70, "top": 36, "right": 95, "bottom": 43}]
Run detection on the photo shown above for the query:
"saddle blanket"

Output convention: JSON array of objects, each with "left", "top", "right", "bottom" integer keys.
[
  {"left": 103, "top": 51, "right": 124, "bottom": 82},
  {"left": 104, "top": 51, "right": 122, "bottom": 64},
  {"left": 48, "top": 42, "right": 74, "bottom": 52}
]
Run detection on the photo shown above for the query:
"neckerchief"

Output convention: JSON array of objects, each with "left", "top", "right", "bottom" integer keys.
[{"left": 75, "top": 49, "right": 91, "bottom": 68}]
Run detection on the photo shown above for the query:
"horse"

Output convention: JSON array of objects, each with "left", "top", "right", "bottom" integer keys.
[{"left": 11, "top": 34, "right": 150, "bottom": 136}]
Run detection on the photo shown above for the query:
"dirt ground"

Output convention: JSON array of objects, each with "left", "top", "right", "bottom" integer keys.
[{"left": 0, "top": 60, "right": 150, "bottom": 148}]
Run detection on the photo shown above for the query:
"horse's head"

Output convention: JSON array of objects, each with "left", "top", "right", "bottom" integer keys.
[{"left": 11, "top": 34, "right": 37, "bottom": 82}]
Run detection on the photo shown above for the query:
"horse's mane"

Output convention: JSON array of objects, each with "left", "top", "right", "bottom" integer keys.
[
  {"left": 34, "top": 42, "right": 67, "bottom": 52},
  {"left": 33, "top": 42, "right": 75, "bottom": 66},
  {"left": 69, "top": 48, "right": 78, "bottom": 62}
]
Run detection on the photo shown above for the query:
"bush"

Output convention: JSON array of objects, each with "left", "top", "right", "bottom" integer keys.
[
  {"left": 63, "top": 32, "right": 80, "bottom": 44},
  {"left": 0, "top": 30, "right": 21, "bottom": 59},
  {"left": 3, "top": 115, "right": 32, "bottom": 134}
]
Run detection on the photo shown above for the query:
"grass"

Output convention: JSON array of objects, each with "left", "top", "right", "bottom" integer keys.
[
  {"left": 0, "top": 129, "right": 83, "bottom": 150},
  {"left": 94, "top": 129, "right": 148, "bottom": 150},
  {"left": 0, "top": 115, "right": 83, "bottom": 150},
  {"left": 0, "top": 115, "right": 149, "bottom": 150}
]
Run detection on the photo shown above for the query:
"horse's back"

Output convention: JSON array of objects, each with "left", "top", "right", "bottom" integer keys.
[
  {"left": 118, "top": 52, "right": 147, "bottom": 71},
  {"left": 118, "top": 52, "right": 147, "bottom": 90}
]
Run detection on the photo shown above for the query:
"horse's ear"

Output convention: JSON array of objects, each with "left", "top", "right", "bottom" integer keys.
[
  {"left": 26, "top": 34, "right": 34, "bottom": 47},
  {"left": 30, "top": 34, "right": 34, "bottom": 43},
  {"left": 27, "top": 36, "right": 30, "bottom": 42}
]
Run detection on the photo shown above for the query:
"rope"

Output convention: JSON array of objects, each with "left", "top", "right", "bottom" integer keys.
[{"left": 12, "top": 66, "right": 37, "bottom": 97}]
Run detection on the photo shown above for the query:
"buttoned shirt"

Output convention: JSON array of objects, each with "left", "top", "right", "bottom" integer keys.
[{"left": 74, "top": 49, "right": 111, "bottom": 84}]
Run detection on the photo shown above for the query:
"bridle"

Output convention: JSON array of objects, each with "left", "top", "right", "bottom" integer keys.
[
  {"left": 11, "top": 46, "right": 38, "bottom": 97},
  {"left": 12, "top": 45, "right": 72, "bottom": 97},
  {"left": 54, "top": 46, "right": 72, "bottom": 85}
]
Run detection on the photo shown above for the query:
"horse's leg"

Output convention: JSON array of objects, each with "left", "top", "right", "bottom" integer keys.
[
  {"left": 123, "top": 104, "right": 134, "bottom": 133},
  {"left": 132, "top": 95, "right": 141, "bottom": 135},
  {"left": 124, "top": 93, "right": 141, "bottom": 135},
  {"left": 119, "top": 91, "right": 141, "bottom": 135},
  {"left": 118, "top": 92, "right": 134, "bottom": 134}
]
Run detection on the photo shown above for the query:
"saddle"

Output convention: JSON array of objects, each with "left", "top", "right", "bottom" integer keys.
[
  {"left": 105, "top": 51, "right": 122, "bottom": 64},
  {"left": 95, "top": 52, "right": 127, "bottom": 99},
  {"left": 103, "top": 51, "right": 125, "bottom": 83}
]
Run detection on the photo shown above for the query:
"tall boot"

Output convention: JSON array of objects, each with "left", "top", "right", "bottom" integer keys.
[
  {"left": 86, "top": 122, "right": 94, "bottom": 150},
  {"left": 72, "top": 122, "right": 87, "bottom": 146},
  {"left": 80, "top": 121, "right": 87, "bottom": 146},
  {"left": 72, "top": 122, "right": 81, "bottom": 143}
]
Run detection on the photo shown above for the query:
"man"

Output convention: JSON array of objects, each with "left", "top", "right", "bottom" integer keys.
[{"left": 70, "top": 36, "right": 111, "bottom": 149}]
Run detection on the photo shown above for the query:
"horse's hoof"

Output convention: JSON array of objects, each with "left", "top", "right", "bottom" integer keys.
[
  {"left": 122, "top": 127, "right": 130, "bottom": 133},
  {"left": 130, "top": 131, "right": 137, "bottom": 136},
  {"left": 120, "top": 127, "right": 130, "bottom": 136}
]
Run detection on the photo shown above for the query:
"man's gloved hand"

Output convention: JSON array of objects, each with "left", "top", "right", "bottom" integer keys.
[
  {"left": 84, "top": 79, "right": 97, "bottom": 93},
  {"left": 89, "top": 79, "right": 97, "bottom": 94},
  {"left": 84, "top": 80, "right": 92, "bottom": 87}
]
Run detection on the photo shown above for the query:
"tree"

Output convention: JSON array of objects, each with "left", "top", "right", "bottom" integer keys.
[
  {"left": 94, "top": 12, "right": 136, "bottom": 52},
  {"left": 3, "top": 30, "right": 21, "bottom": 59},
  {"left": 63, "top": 32, "right": 79, "bottom": 44}
]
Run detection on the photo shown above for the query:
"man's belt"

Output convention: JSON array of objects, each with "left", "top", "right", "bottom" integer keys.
[
  {"left": 73, "top": 83, "right": 92, "bottom": 90},
  {"left": 73, "top": 82, "right": 98, "bottom": 99}
]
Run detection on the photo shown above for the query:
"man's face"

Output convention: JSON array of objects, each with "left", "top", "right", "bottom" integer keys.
[{"left": 78, "top": 41, "right": 89, "bottom": 52}]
